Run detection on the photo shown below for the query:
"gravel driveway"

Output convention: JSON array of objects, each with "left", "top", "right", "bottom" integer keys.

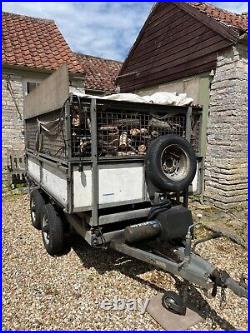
[{"left": 2, "top": 194, "right": 248, "bottom": 330}]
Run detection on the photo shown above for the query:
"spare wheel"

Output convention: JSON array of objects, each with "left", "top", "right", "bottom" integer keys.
[{"left": 145, "top": 134, "right": 197, "bottom": 193}]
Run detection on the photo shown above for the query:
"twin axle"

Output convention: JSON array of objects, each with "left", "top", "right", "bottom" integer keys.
[{"left": 25, "top": 66, "right": 247, "bottom": 318}]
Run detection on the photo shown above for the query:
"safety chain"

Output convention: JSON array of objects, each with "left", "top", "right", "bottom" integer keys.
[
  {"left": 210, "top": 309, "right": 217, "bottom": 330},
  {"left": 209, "top": 287, "right": 227, "bottom": 330},
  {"left": 220, "top": 287, "right": 227, "bottom": 309},
  {"left": 211, "top": 320, "right": 217, "bottom": 330}
]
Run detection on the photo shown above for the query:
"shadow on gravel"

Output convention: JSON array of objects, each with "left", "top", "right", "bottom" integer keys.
[{"left": 72, "top": 236, "right": 236, "bottom": 330}]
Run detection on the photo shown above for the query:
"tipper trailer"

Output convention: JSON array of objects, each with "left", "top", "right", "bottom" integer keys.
[{"left": 25, "top": 65, "right": 247, "bottom": 316}]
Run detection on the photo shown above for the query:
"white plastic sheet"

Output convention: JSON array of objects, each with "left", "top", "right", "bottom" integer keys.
[{"left": 72, "top": 91, "right": 193, "bottom": 106}]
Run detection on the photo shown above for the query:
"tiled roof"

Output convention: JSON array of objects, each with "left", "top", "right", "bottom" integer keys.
[
  {"left": 76, "top": 53, "right": 122, "bottom": 93},
  {"left": 189, "top": 2, "right": 248, "bottom": 32},
  {"left": 2, "top": 12, "right": 82, "bottom": 74}
]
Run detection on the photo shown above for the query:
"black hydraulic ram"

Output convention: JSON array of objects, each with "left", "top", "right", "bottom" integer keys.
[{"left": 124, "top": 205, "right": 193, "bottom": 243}]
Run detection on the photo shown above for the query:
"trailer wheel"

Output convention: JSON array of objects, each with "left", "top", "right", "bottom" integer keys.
[
  {"left": 145, "top": 134, "right": 197, "bottom": 193},
  {"left": 30, "top": 190, "right": 45, "bottom": 230},
  {"left": 41, "top": 203, "right": 65, "bottom": 256},
  {"left": 56, "top": 234, "right": 72, "bottom": 256},
  {"left": 162, "top": 291, "right": 186, "bottom": 315}
]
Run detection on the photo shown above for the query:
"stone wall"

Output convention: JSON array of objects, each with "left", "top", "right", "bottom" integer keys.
[
  {"left": 2, "top": 73, "right": 25, "bottom": 181},
  {"left": 205, "top": 44, "right": 248, "bottom": 209}
]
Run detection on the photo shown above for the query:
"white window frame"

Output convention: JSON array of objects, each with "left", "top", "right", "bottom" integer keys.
[{"left": 22, "top": 79, "right": 42, "bottom": 96}]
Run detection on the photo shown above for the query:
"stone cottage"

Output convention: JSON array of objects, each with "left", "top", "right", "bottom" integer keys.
[
  {"left": 2, "top": 12, "right": 122, "bottom": 181},
  {"left": 116, "top": 2, "right": 248, "bottom": 209}
]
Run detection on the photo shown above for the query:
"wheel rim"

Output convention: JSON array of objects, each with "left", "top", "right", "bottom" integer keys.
[
  {"left": 31, "top": 199, "right": 36, "bottom": 222},
  {"left": 42, "top": 214, "right": 50, "bottom": 245},
  {"left": 160, "top": 144, "right": 190, "bottom": 182}
]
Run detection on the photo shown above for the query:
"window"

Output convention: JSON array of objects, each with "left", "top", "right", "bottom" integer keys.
[
  {"left": 26, "top": 81, "right": 40, "bottom": 94},
  {"left": 23, "top": 80, "right": 41, "bottom": 96}
]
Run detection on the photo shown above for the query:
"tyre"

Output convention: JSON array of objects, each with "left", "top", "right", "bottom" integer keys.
[
  {"left": 30, "top": 190, "right": 45, "bottom": 230},
  {"left": 41, "top": 203, "right": 66, "bottom": 256},
  {"left": 162, "top": 291, "right": 186, "bottom": 315},
  {"left": 56, "top": 233, "right": 72, "bottom": 256},
  {"left": 145, "top": 134, "right": 197, "bottom": 193}
]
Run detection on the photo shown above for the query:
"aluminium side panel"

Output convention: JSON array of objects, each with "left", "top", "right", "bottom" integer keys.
[
  {"left": 41, "top": 163, "right": 68, "bottom": 206},
  {"left": 73, "top": 162, "right": 146, "bottom": 211},
  {"left": 27, "top": 157, "right": 40, "bottom": 182},
  {"left": 27, "top": 155, "right": 68, "bottom": 208}
]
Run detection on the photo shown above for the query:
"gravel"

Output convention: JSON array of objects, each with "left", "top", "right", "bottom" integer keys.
[{"left": 2, "top": 194, "right": 248, "bottom": 330}]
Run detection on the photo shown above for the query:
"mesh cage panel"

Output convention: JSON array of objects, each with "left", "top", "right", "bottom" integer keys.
[
  {"left": 25, "top": 99, "right": 201, "bottom": 160},
  {"left": 70, "top": 100, "right": 199, "bottom": 158}
]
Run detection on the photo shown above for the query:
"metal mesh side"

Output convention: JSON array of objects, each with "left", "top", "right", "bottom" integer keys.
[
  {"left": 26, "top": 101, "right": 202, "bottom": 160},
  {"left": 25, "top": 109, "right": 66, "bottom": 159},
  {"left": 71, "top": 101, "right": 189, "bottom": 158}
]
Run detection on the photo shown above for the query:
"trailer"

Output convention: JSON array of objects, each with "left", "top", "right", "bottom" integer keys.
[{"left": 25, "top": 65, "right": 247, "bottom": 317}]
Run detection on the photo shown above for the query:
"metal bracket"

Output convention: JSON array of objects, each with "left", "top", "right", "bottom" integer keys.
[
  {"left": 185, "top": 106, "right": 192, "bottom": 142},
  {"left": 90, "top": 98, "right": 99, "bottom": 227}
]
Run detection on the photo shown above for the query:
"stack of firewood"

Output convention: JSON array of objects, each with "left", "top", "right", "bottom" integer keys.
[{"left": 71, "top": 106, "right": 185, "bottom": 157}]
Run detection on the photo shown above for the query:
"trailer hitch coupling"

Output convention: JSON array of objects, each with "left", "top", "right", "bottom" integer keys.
[{"left": 210, "top": 268, "right": 248, "bottom": 299}]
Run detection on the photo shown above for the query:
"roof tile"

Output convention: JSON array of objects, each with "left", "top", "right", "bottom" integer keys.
[
  {"left": 76, "top": 53, "right": 122, "bottom": 93},
  {"left": 2, "top": 11, "right": 83, "bottom": 74},
  {"left": 189, "top": 2, "right": 248, "bottom": 31}
]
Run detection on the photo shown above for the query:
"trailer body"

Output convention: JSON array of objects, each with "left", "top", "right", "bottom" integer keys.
[
  {"left": 25, "top": 65, "right": 202, "bottom": 221},
  {"left": 25, "top": 66, "right": 247, "bottom": 313}
]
